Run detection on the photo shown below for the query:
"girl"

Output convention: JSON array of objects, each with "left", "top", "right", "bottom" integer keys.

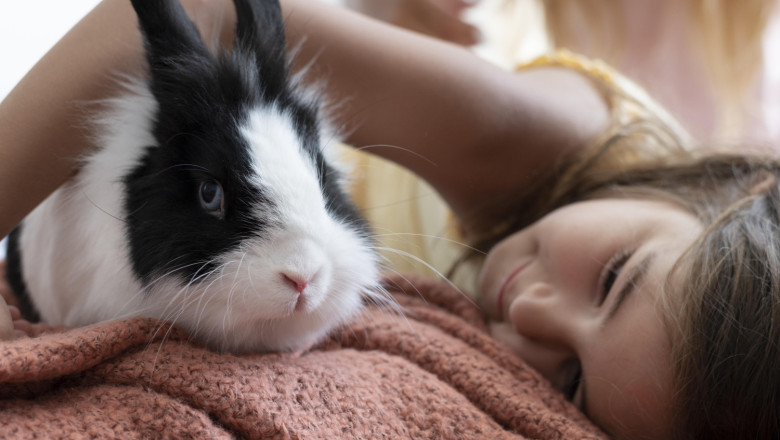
[{"left": 0, "top": 0, "right": 777, "bottom": 438}]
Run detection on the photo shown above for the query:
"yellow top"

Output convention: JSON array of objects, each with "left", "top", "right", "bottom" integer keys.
[{"left": 521, "top": 50, "right": 692, "bottom": 149}]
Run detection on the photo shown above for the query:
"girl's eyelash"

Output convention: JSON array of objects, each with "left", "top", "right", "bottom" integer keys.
[{"left": 598, "top": 250, "right": 632, "bottom": 305}]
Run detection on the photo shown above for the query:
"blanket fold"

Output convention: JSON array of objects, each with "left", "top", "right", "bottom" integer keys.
[{"left": 0, "top": 274, "right": 606, "bottom": 439}]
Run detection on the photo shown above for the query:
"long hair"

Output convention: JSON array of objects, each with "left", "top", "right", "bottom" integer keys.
[{"left": 663, "top": 157, "right": 780, "bottom": 439}]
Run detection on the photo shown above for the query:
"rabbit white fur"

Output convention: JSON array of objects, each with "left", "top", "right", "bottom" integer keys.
[{"left": 6, "top": 0, "right": 380, "bottom": 353}]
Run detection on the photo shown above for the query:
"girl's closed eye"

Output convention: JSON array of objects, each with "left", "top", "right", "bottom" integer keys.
[{"left": 598, "top": 250, "right": 631, "bottom": 304}]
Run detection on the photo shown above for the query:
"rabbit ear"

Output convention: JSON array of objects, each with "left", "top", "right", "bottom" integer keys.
[
  {"left": 233, "top": 0, "right": 289, "bottom": 97},
  {"left": 130, "top": 0, "right": 213, "bottom": 106}
]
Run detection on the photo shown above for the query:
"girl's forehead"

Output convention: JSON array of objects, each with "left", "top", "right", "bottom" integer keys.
[{"left": 540, "top": 197, "right": 702, "bottom": 234}]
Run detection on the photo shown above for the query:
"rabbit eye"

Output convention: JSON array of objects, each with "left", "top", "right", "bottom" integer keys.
[{"left": 198, "top": 179, "right": 224, "bottom": 216}]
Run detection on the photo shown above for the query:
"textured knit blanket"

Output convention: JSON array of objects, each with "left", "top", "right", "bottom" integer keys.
[{"left": 0, "top": 274, "right": 606, "bottom": 439}]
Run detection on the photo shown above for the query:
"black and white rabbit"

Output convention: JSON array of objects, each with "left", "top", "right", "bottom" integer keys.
[{"left": 4, "top": 0, "right": 380, "bottom": 353}]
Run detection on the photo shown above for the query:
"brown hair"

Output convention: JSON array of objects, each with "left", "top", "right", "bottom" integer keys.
[{"left": 665, "top": 158, "right": 780, "bottom": 439}]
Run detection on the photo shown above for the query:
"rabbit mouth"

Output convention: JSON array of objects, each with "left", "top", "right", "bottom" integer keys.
[{"left": 171, "top": 285, "right": 366, "bottom": 354}]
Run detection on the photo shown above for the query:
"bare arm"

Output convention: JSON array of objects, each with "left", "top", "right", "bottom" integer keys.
[
  {"left": 282, "top": 0, "right": 609, "bottom": 226},
  {"left": 0, "top": 0, "right": 608, "bottom": 238}
]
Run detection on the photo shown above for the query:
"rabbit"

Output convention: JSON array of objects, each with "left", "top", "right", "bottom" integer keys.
[{"left": 4, "top": 0, "right": 381, "bottom": 353}]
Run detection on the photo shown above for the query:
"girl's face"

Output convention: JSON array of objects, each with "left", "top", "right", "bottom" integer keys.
[{"left": 478, "top": 198, "right": 702, "bottom": 439}]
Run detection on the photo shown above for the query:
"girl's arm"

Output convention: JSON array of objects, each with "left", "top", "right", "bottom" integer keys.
[
  {"left": 281, "top": 0, "right": 609, "bottom": 225},
  {"left": 0, "top": 0, "right": 609, "bottom": 238}
]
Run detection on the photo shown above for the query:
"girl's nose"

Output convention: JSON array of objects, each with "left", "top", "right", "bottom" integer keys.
[
  {"left": 507, "top": 281, "right": 577, "bottom": 350},
  {"left": 506, "top": 282, "right": 580, "bottom": 384}
]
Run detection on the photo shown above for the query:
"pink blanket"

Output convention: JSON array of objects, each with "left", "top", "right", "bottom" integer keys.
[{"left": 0, "top": 274, "right": 606, "bottom": 439}]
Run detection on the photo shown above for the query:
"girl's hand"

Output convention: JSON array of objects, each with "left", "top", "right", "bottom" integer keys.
[{"left": 345, "top": 0, "right": 481, "bottom": 45}]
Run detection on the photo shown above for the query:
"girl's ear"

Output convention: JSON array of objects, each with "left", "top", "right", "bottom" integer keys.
[{"left": 232, "top": 0, "right": 288, "bottom": 96}]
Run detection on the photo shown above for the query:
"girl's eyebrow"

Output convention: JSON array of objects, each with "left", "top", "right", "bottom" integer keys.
[{"left": 605, "top": 252, "right": 656, "bottom": 323}]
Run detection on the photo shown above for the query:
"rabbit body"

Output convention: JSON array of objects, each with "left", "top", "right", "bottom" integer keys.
[{"left": 6, "top": 0, "right": 380, "bottom": 353}]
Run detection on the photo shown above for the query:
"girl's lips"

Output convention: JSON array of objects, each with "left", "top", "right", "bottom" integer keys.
[{"left": 496, "top": 260, "right": 532, "bottom": 316}]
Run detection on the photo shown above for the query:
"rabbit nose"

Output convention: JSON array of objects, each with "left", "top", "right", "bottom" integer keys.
[
  {"left": 282, "top": 272, "right": 310, "bottom": 294},
  {"left": 282, "top": 271, "right": 314, "bottom": 312}
]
